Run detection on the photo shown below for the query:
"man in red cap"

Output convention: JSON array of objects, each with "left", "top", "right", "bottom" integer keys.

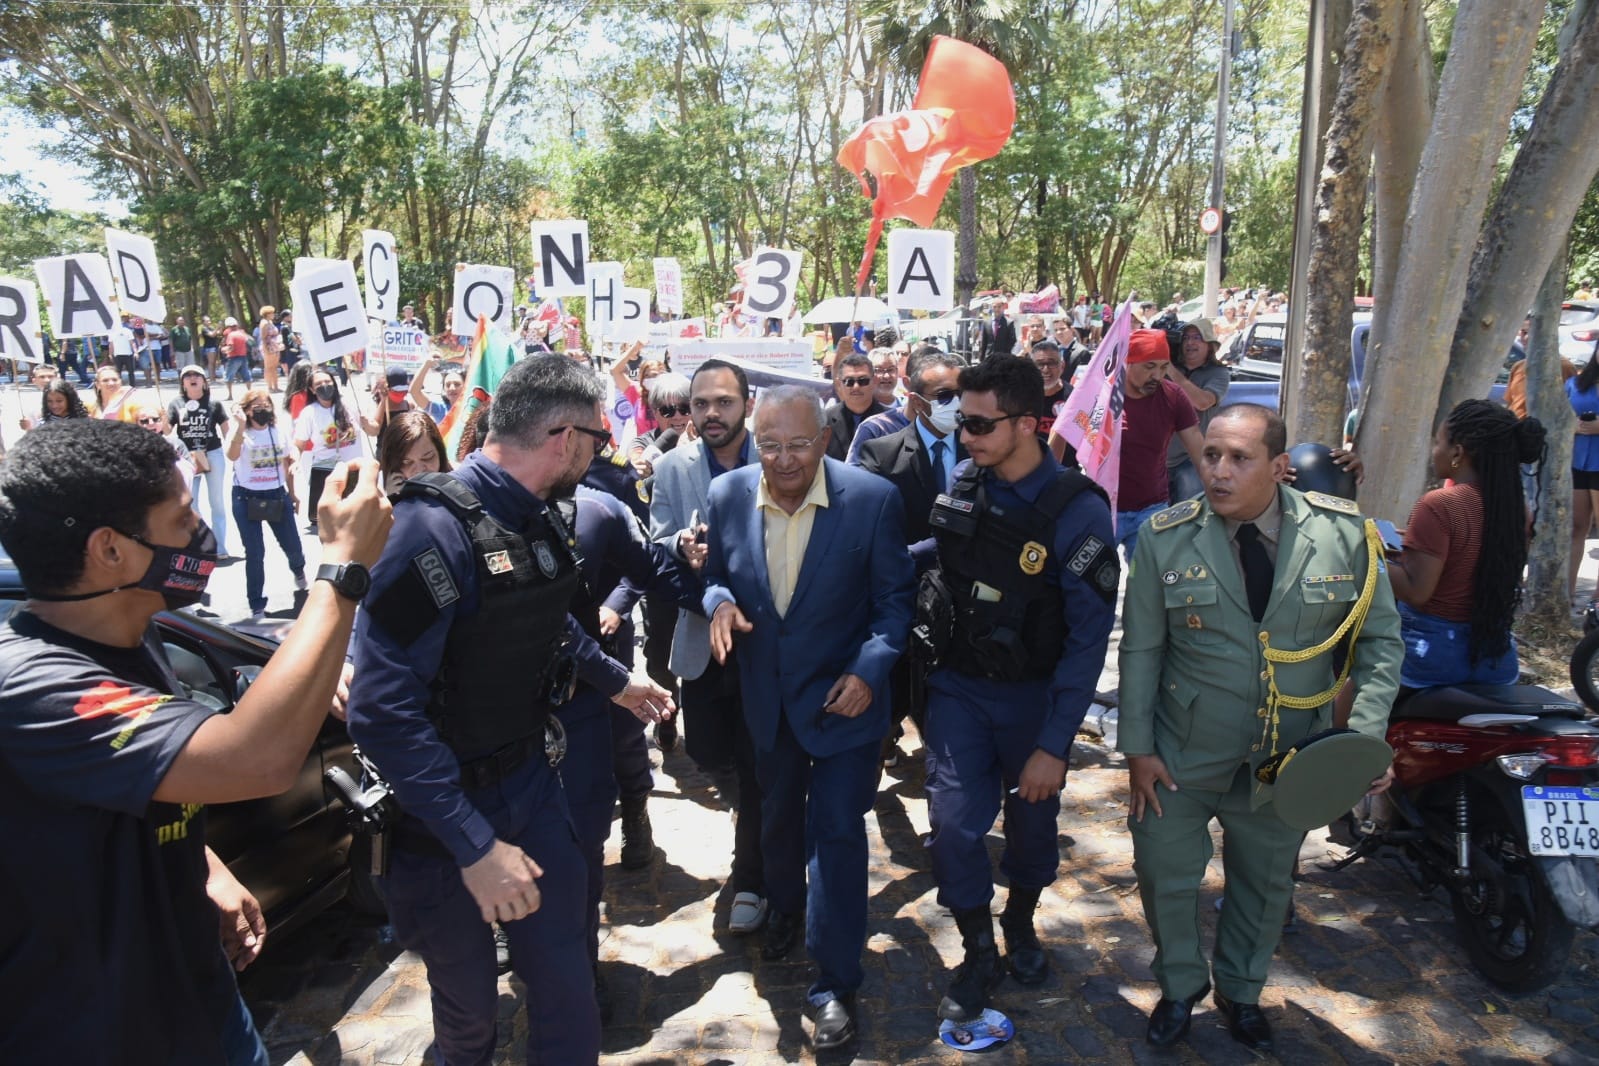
[{"left": 1112, "top": 329, "right": 1205, "bottom": 558}]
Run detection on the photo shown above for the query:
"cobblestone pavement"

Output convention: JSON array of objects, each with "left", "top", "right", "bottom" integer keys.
[{"left": 243, "top": 719, "right": 1599, "bottom": 1066}]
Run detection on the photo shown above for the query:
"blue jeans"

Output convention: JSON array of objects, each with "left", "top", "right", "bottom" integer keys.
[
  {"left": 231, "top": 486, "right": 305, "bottom": 613},
  {"left": 220, "top": 987, "right": 270, "bottom": 1066},
  {"left": 1399, "top": 603, "right": 1519, "bottom": 689},
  {"left": 1115, "top": 501, "right": 1168, "bottom": 561},
  {"left": 227, "top": 355, "right": 251, "bottom": 384},
  {"left": 191, "top": 448, "right": 231, "bottom": 555}
]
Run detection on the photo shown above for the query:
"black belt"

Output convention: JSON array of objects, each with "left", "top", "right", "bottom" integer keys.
[{"left": 456, "top": 718, "right": 566, "bottom": 790}]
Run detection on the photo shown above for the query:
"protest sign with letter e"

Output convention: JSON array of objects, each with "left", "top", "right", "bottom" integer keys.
[
  {"left": 34, "top": 253, "right": 118, "bottom": 339},
  {"left": 0, "top": 277, "right": 44, "bottom": 365},
  {"left": 653, "top": 257, "right": 684, "bottom": 316},
  {"left": 363, "top": 229, "right": 399, "bottom": 321},
  {"left": 741, "top": 247, "right": 803, "bottom": 321},
  {"left": 454, "top": 264, "right": 514, "bottom": 335},
  {"left": 886, "top": 229, "right": 955, "bottom": 312},
  {"left": 530, "top": 221, "right": 590, "bottom": 297},
  {"left": 104, "top": 229, "right": 168, "bottom": 323},
  {"left": 290, "top": 260, "right": 366, "bottom": 365}
]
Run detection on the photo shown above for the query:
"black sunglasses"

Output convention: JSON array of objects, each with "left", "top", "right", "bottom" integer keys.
[
  {"left": 839, "top": 376, "right": 872, "bottom": 388},
  {"left": 656, "top": 403, "right": 691, "bottom": 417},
  {"left": 955, "top": 412, "right": 1024, "bottom": 436},
  {"left": 918, "top": 388, "right": 959, "bottom": 405},
  {"left": 550, "top": 424, "right": 611, "bottom": 445}
]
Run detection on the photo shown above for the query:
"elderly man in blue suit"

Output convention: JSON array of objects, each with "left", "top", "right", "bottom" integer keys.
[{"left": 703, "top": 384, "right": 915, "bottom": 1050}]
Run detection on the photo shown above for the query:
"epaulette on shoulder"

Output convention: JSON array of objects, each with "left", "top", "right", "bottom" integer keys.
[
  {"left": 1150, "top": 498, "right": 1202, "bottom": 532},
  {"left": 608, "top": 447, "right": 629, "bottom": 469},
  {"left": 1304, "top": 491, "right": 1360, "bottom": 516}
]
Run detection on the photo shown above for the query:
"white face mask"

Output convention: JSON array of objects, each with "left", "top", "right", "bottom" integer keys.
[{"left": 925, "top": 396, "right": 960, "bottom": 435}]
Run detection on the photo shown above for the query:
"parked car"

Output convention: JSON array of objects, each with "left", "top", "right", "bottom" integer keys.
[
  {"left": 0, "top": 555, "right": 384, "bottom": 942},
  {"left": 1560, "top": 300, "right": 1599, "bottom": 365}
]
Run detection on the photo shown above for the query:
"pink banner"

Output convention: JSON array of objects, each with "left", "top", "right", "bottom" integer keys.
[{"left": 1058, "top": 300, "right": 1136, "bottom": 513}]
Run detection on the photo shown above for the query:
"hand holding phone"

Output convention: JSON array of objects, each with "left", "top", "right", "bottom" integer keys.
[{"left": 1373, "top": 518, "right": 1403, "bottom": 554}]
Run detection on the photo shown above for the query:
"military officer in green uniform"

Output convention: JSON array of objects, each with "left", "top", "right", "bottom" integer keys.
[{"left": 1117, "top": 404, "right": 1403, "bottom": 1052}]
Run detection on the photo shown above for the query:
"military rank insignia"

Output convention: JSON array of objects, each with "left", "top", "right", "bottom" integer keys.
[{"left": 1019, "top": 541, "right": 1048, "bottom": 575}]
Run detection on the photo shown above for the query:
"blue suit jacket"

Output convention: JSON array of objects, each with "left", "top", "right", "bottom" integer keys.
[{"left": 702, "top": 457, "right": 915, "bottom": 758}]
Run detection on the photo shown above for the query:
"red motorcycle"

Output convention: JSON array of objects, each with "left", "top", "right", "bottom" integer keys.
[{"left": 1330, "top": 682, "right": 1599, "bottom": 992}]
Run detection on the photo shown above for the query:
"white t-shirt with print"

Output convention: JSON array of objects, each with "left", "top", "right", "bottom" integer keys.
[
  {"left": 293, "top": 400, "right": 362, "bottom": 465},
  {"left": 234, "top": 426, "right": 291, "bottom": 491}
]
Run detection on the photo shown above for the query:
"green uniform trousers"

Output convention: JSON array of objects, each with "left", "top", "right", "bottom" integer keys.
[{"left": 1128, "top": 762, "right": 1302, "bottom": 1003}]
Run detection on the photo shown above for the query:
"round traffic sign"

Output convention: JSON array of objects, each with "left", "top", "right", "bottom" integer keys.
[{"left": 1199, "top": 207, "right": 1222, "bottom": 236}]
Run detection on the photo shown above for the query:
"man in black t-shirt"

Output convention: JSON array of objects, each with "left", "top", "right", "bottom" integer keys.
[{"left": 0, "top": 420, "right": 391, "bottom": 1065}]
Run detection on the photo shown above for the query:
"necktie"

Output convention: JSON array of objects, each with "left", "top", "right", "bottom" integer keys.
[
  {"left": 1235, "top": 522, "right": 1273, "bottom": 622},
  {"left": 930, "top": 439, "right": 947, "bottom": 493}
]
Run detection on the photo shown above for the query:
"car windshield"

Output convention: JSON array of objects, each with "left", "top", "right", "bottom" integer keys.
[{"left": 1561, "top": 304, "right": 1598, "bottom": 325}]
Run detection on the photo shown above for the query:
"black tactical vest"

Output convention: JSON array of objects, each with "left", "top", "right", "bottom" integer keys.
[
  {"left": 929, "top": 466, "right": 1106, "bottom": 682},
  {"left": 396, "top": 474, "right": 583, "bottom": 760}
]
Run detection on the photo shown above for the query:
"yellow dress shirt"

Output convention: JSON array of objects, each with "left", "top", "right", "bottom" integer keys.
[{"left": 756, "top": 465, "right": 830, "bottom": 617}]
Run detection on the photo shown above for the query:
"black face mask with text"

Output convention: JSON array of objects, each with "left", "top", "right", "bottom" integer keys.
[{"left": 31, "top": 522, "right": 218, "bottom": 611}]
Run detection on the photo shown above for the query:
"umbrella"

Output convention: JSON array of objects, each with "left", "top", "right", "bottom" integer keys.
[{"left": 802, "top": 295, "right": 894, "bottom": 324}]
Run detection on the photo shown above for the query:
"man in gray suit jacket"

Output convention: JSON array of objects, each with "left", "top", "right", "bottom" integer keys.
[{"left": 647, "top": 358, "right": 769, "bottom": 935}]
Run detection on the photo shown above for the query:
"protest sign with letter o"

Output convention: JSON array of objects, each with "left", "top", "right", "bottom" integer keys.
[
  {"left": 453, "top": 264, "right": 514, "bottom": 334},
  {"left": 363, "top": 229, "right": 399, "bottom": 321},
  {"left": 34, "top": 253, "right": 118, "bottom": 338},
  {"left": 290, "top": 260, "right": 366, "bottom": 364},
  {"left": 741, "top": 247, "right": 803, "bottom": 320},
  {"left": 530, "top": 221, "right": 590, "bottom": 297},
  {"left": 887, "top": 229, "right": 955, "bottom": 312},
  {"left": 104, "top": 229, "right": 168, "bottom": 322},
  {"left": 652, "top": 257, "right": 684, "bottom": 316},
  {"left": 0, "top": 277, "right": 44, "bottom": 363}
]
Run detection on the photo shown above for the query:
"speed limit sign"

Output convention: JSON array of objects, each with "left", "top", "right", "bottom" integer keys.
[{"left": 1199, "top": 207, "right": 1223, "bottom": 235}]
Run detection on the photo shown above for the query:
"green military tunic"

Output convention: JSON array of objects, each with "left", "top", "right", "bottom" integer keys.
[{"left": 1117, "top": 485, "right": 1403, "bottom": 1003}]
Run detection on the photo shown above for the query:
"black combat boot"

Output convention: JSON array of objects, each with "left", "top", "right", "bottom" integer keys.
[
  {"left": 938, "top": 906, "right": 1005, "bottom": 1021},
  {"left": 999, "top": 885, "right": 1048, "bottom": 985},
  {"left": 619, "top": 794, "right": 654, "bottom": 870}
]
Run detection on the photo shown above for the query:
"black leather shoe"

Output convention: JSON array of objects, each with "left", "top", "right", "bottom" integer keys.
[
  {"left": 761, "top": 908, "right": 802, "bottom": 960},
  {"left": 1214, "top": 989, "right": 1273, "bottom": 1051},
  {"left": 1145, "top": 981, "right": 1210, "bottom": 1047},
  {"left": 812, "top": 995, "right": 857, "bottom": 1049}
]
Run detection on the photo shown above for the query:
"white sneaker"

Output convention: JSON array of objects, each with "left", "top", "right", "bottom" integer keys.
[
  {"left": 728, "top": 891, "right": 769, "bottom": 934},
  {"left": 294, "top": 572, "right": 308, "bottom": 591}
]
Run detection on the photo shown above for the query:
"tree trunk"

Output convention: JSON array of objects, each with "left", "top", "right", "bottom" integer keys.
[
  {"left": 1354, "top": 0, "right": 1542, "bottom": 523},
  {"left": 1370, "top": 0, "right": 1433, "bottom": 316},
  {"left": 1524, "top": 241, "right": 1574, "bottom": 624},
  {"left": 1289, "top": 0, "right": 1399, "bottom": 448},
  {"left": 957, "top": 166, "right": 978, "bottom": 310},
  {"left": 1440, "top": 0, "right": 1599, "bottom": 419}
]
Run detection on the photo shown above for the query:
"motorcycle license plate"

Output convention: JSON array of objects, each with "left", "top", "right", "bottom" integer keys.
[{"left": 1521, "top": 785, "right": 1599, "bottom": 856}]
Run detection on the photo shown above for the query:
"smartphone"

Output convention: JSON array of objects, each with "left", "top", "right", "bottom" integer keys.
[
  {"left": 1373, "top": 518, "right": 1402, "bottom": 554},
  {"left": 689, "top": 508, "right": 707, "bottom": 545},
  {"left": 341, "top": 465, "right": 360, "bottom": 499},
  {"left": 1582, "top": 412, "right": 1597, "bottom": 423}
]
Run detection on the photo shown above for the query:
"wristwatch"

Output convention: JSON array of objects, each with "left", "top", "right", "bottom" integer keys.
[{"left": 315, "top": 562, "right": 371, "bottom": 601}]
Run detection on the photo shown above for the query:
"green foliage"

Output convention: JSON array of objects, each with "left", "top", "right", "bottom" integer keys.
[{"left": 0, "top": 173, "right": 109, "bottom": 275}]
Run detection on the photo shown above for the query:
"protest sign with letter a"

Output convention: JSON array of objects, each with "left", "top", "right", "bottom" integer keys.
[
  {"left": 34, "top": 253, "right": 118, "bottom": 338},
  {"left": 886, "top": 229, "right": 954, "bottom": 312}
]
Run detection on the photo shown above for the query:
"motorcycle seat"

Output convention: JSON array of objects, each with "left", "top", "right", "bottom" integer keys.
[{"left": 1394, "top": 683, "right": 1585, "bottom": 723}]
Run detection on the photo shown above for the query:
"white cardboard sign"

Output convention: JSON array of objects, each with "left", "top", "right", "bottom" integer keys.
[
  {"left": 653, "top": 257, "right": 684, "bottom": 315},
  {"left": 586, "top": 261, "right": 624, "bottom": 340},
  {"left": 290, "top": 259, "right": 366, "bottom": 364},
  {"left": 0, "top": 277, "right": 44, "bottom": 363},
  {"left": 741, "top": 247, "right": 803, "bottom": 320},
  {"left": 366, "top": 323, "right": 431, "bottom": 374},
  {"left": 104, "top": 228, "right": 168, "bottom": 322},
  {"left": 363, "top": 229, "right": 399, "bottom": 321},
  {"left": 611, "top": 286, "right": 651, "bottom": 343},
  {"left": 667, "top": 338, "right": 813, "bottom": 379},
  {"left": 530, "top": 221, "right": 590, "bottom": 297},
  {"left": 33, "top": 253, "right": 118, "bottom": 338},
  {"left": 887, "top": 229, "right": 955, "bottom": 312},
  {"left": 453, "top": 263, "right": 515, "bottom": 334}
]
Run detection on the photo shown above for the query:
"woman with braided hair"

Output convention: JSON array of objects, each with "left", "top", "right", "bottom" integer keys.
[{"left": 1386, "top": 399, "right": 1547, "bottom": 689}]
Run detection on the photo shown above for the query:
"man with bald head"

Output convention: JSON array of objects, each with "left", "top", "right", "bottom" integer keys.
[{"left": 702, "top": 385, "right": 914, "bottom": 1050}]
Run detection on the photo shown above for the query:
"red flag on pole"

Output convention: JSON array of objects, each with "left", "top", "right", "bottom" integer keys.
[{"left": 837, "top": 36, "right": 1016, "bottom": 291}]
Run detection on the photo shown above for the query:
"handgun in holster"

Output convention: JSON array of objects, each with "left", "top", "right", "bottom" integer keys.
[{"left": 325, "top": 747, "right": 399, "bottom": 876}]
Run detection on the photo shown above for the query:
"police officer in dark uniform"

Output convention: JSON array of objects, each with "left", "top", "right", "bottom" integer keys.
[
  {"left": 919, "top": 357, "right": 1117, "bottom": 1022},
  {"left": 347, "top": 356, "right": 674, "bottom": 1066},
  {"left": 554, "top": 480, "right": 692, "bottom": 1019}
]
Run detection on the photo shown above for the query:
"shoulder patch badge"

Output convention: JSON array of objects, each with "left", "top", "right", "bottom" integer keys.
[
  {"left": 1150, "top": 498, "right": 1202, "bottom": 532},
  {"left": 483, "top": 549, "right": 513, "bottom": 575},
  {"left": 532, "top": 541, "right": 558, "bottom": 578},
  {"left": 413, "top": 548, "right": 460, "bottom": 609},
  {"left": 1304, "top": 490, "right": 1360, "bottom": 516}
]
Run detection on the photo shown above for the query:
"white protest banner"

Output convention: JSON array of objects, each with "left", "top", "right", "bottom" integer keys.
[
  {"left": 530, "top": 221, "right": 589, "bottom": 297},
  {"left": 365, "top": 322, "right": 431, "bottom": 374},
  {"left": 34, "top": 253, "right": 118, "bottom": 338},
  {"left": 741, "top": 247, "right": 803, "bottom": 320},
  {"left": 0, "top": 277, "right": 44, "bottom": 363},
  {"left": 585, "top": 261, "right": 624, "bottom": 340},
  {"left": 611, "top": 287, "right": 651, "bottom": 343},
  {"left": 652, "top": 257, "right": 683, "bottom": 315},
  {"left": 363, "top": 229, "right": 399, "bottom": 321},
  {"left": 453, "top": 264, "right": 515, "bottom": 334},
  {"left": 104, "top": 228, "right": 168, "bottom": 322},
  {"left": 666, "top": 338, "right": 814, "bottom": 379},
  {"left": 667, "top": 317, "right": 707, "bottom": 339},
  {"left": 290, "top": 259, "right": 366, "bottom": 364},
  {"left": 886, "top": 229, "right": 955, "bottom": 312}
]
